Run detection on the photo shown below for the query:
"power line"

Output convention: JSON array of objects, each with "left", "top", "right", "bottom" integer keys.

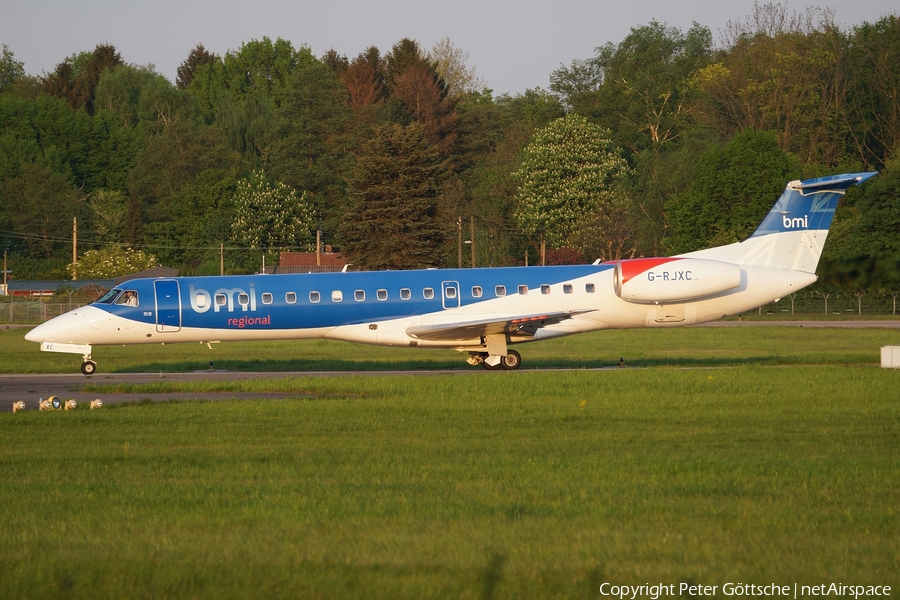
[{"left": 0, "top": 230, "right": 314, "bottom": 252}]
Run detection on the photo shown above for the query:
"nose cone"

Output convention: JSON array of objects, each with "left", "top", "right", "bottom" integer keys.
[
  {"left": 24, "top": 306, "right": 107, "bottom": 344},
  {"left": 23, "top": 325, "right": 42, "bottom": 342}
]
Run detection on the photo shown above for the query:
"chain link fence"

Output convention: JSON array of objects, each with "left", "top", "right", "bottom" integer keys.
[{"left": 0, "top": 300, "right": 88, "bottom": 324}]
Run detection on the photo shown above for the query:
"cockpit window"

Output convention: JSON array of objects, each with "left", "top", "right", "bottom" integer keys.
[
  {"left": 115, "top": 290, "right": 139, "bottom": 307},
  {"left": 95, "top": 289, "right": 122, "bottom": 304}
]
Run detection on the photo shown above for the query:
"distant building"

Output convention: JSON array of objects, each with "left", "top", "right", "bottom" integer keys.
[
  {"left": 276, "top": 247, "right": 347, "bottom": 273},
  {"left": 5, "top": 267, "right": 179, "bottom": 297},
  {"left": 114, "top": 266, "right": 178, "bottom": 285},
  {"left": 6, "top": 280, "right": 115, "bottom": 297}
]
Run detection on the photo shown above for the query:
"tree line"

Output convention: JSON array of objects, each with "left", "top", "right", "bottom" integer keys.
[{"left": 0, "top": 2, "right": 898, "bottom": 294}]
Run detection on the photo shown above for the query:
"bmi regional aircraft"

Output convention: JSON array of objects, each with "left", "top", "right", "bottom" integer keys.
[{"left": 27, "top": 172, "right": 876, "bottom": 375}]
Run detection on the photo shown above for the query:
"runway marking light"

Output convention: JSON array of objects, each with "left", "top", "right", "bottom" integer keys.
[
  {"left": 65, "top": 399, "right": 77, "bottom": 411},
  {"left": 90, "top": 399, "right": 103, "bottom": 410},
  {"left": 12, "top": 401, "right": 25, "bottom": 413}
]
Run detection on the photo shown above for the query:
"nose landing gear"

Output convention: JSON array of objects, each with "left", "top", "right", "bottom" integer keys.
[{"left": 81, "top": 358, "right": 97, "bottom": 376}]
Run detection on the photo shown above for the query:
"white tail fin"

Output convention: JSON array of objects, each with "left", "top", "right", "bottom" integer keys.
[{"left": 678, "top": 172, "right": 877, "bottom": 272}]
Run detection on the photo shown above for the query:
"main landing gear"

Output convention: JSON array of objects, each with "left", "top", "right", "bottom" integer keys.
[
  {"left": 81, "top": 358, "right": 97, "bottom": 376},
  {"left": 470, "top": 349, "right": 522, "bottom": 371}
]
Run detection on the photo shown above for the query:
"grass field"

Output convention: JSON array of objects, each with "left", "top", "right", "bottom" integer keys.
[
  {"left": 2, "top": 327, "right": 899, "bottom": 598},
  {"left": 2, "top": 324, "right": 899, "bottom": 373}
]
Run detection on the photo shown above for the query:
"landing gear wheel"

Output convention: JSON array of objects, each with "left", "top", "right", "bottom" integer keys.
[
  {"left": 500, "top": 350, "right": 522, "bottom": 371},
  {"left": 81, "top": 360, "right": 97, "bottom": 376},
  {"left": 480, "top": 353, "right": 501, "bottom": 371}
]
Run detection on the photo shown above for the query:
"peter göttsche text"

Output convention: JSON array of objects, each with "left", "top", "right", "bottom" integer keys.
[{"left": 600, "top": 583, "right": 892, "bottom": 600}]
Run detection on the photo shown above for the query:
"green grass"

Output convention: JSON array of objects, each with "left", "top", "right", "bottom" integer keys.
[
  {"left": 2, "top": 325, "right": 899, "bottom": 374},
  {"left": 3, "top": 327, "right": 899, "bottom": 597},
  {"left": 2, "top": 367, "right": 899, "bottom": 598}
]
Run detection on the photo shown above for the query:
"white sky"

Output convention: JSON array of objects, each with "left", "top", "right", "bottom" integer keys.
[{"left": 1, "top": 0, "right": 897, "bottom": 96}]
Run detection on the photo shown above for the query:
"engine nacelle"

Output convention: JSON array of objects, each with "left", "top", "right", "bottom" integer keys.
[{"left": 613, "top": 257, "right": 742, "bottom": 303}]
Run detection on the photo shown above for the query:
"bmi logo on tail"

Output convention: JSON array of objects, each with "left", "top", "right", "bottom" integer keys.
[{"left": 782, "top": 214, "right": 809, "bottom": 228}]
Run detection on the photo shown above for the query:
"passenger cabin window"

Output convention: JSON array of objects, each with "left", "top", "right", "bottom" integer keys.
[
  {"left": 216, "top": 293, "right": 227, "bottom": 307},
  {"left": 445, "top": 286, "right": 457, "bottom": 299},
  {"left": 354, "top": 290, "right": 365, "bottom": 301},
  {"left": 261, "top": 292, "right": 273, "bottom": 305},
  {"left": 285, "top": 292, "right": 297, "bottom": 304},
  {"left": 472, "top": 286, "right": 483, "bottom": 298},
  {"left": 495, "top": 285, "right": 506, "bottom": 297},
  {"left": 377, "top": 289, "right": 388, "bottom": 301},
  {"left": 518, "top": 285, "right": 528, "bottom": 295},
  {"left": 585, "top": 283, "right": 596, "bottom": 293},
  {"left": 194, "top": 293, "right": 208, "bottom": 308},
  {"left": 309, "top": 291, "right": 321, "bottom": 303},
  {"left": 332, "top": 290, "right": 343, "bottom": 302},
  {"left": 423, "top": 288, "right": 435, "bottom": 299},
  {"left": 400, "top": 288, "right": 411, "bottom": 300},
  {"left": 563, "top": 284, "right": 573, "bottom": 294},
  {"left": 541, "top": 284, "right": 551, "bottom": 295},
  {"left": 238, "top": 293, "right": 250, "bottom": 306},
  {"left": 116, "top": 290, "right": 139, "bottom": 307}
]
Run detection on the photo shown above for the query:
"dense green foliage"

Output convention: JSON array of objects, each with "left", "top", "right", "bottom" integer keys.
[{"left": 1, "top": 6, "right": 898, "bottom": 285}]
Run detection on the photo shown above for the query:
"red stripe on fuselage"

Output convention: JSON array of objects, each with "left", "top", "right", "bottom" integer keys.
[{"left": 614, "top": 257, "right": 682, "bottom": 285}]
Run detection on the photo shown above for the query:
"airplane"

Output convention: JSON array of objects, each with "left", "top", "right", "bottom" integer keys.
[{"left": 26, "top": 171, "right": 876, "bottom": 375}]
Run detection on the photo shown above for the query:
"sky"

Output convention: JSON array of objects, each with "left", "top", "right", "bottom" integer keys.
[{"left": 1, "top": 0, "right": 897, "bottom": 96}]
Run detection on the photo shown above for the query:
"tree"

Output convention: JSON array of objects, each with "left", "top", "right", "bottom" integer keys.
[
  {"left": 513, "top": 115, "right": 630, "bottom": 258},
  {"left": 551, "top": 20, "right": 712, "bottom": 154},
  {"left": 665, "top": 129, "right": 800, "bottom": 253},
  {"left": 341, "top": 47, "right": 386, "bottom": 112},
  {"left": 42, "top": 44, "right": 124, "bottom": 115},
  {"left": 88, "top": 189, "right": 127, "bottom": 243},
  {"left": 692, "top": 3, "right": 846, "bottom": 166},
  {"left": 844, "top": 15, "right": 900, "bottom": 168},
  {"left": 427, "top": 37, "right": 486, "bottom": 99},
  {"left": 0, "top": 163, "right": 85, "bottom": 259},
  {"left": 0, "top": 45, "right": 25, "bottom": 94},
  {"left": 825, "top": 155, "right": 900, "bottom": 260},
  {"left": 340, "top": 122, "right": 449, "bottom": 269},
  {"left": 188, "top": 38, "right": 316, "bottom": 165},
  {"left": 144, "top": 170, "right": 238, "bottom": 271},
  {"left": 126, "top": 119, "right": 236, "bottom": 243},
  {"left": 230, "top": 170, "right": 316, "bottom": 250},
  {"left": 265, "top": 60, "right": 353, "bottom": 234},
  {"left": 68, "top": 247, "right": 158, "bottom": 278},
  {"left": 392, "top": 61, "right": 458, "bottom": 155},
  {"left": 176, "top": 44, "right": 216, "bottom": 90}
]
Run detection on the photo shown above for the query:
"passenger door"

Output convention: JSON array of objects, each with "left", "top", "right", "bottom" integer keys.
[{"left": 154, "top": 280, "right": 182, "bottom": 332}]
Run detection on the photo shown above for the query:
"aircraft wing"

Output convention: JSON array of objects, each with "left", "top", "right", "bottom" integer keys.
[{"left": 405, "top": 309, "right": 594, "bottom": 342}]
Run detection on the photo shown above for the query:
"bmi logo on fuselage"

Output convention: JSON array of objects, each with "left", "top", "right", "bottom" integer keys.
[{"left": 189, "top": 284, "right": 257, "bottom": 313}]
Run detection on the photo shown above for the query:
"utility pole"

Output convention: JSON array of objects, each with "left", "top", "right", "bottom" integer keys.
[
  {"left": 220, "top": 243, "right": 224, "bottom": 276},
  {"left": 470, "top": 216, "right": 476, "bottom": 268},
  {"left": 316, "top": 229, "right": 321, "bottom": 267},
  {"left": 72, "top": 217, "right": 77, "bottom": 280},
  {"left": 457, "top": 217, "right": 462, "bottom": 269},
  {"left": 540, "top": 235, "right": 546, "bottom": 266}
]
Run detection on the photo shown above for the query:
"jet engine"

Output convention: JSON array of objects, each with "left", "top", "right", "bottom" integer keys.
[{"left": 613, "top": 257, "right": 742, "bottom": 303}]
